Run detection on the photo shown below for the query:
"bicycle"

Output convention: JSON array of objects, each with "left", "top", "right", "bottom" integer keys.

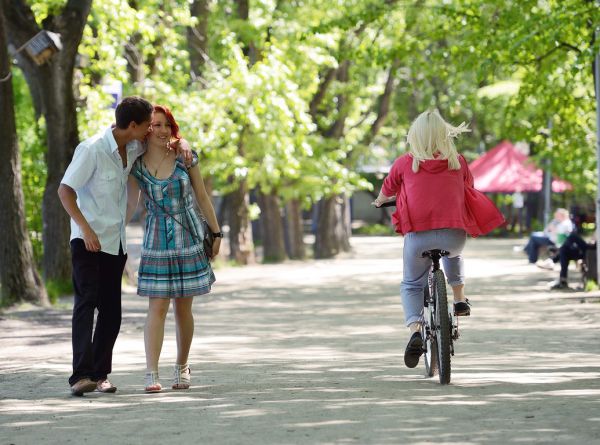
[
  {"left": 421, "top": 249, "right": 459, "bottom": 384},
  {"left": 377, "top": 201, "right": 461, "bottom": 384}
]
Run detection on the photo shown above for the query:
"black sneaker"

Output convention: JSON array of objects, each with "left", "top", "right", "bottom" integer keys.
[
  {"left": 454, "top": 299, "right": 471, "bottom": 316},
  {"left": 550, "top": 280, "right": 569, "bottom": 290},
  {"left": 404, "top": 332, "right": 423, "bottom": 368}
]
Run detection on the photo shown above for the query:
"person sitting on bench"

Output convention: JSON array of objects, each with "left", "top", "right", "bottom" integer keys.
[
  {"left": 524, "top": 208, "right": 574, "bottom": 264},
  {"left": 549, "top": 233, "right": 593, "bottom": 290}
]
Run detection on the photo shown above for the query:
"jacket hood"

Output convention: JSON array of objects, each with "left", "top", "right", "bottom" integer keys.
[{"left": 416, "top": 157, "right": 452, "bottom": 174}]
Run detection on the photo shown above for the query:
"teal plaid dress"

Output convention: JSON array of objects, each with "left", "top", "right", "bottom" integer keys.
[{"left": 132, "top": 155, "right": 215, "bottom": 298}]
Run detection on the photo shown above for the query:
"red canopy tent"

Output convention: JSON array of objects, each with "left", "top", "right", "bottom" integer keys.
[{"left": 469, "top": 140, "right": 572, "bottom": 193}]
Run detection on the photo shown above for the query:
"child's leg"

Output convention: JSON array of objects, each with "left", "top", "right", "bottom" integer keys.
[
  {"left": 442, "top": 255, "right": 466, "bottom": 302},
  {"left": 401, "top": 232, "right": 433, "bottom": 327},
  {"left": 439, "top": 230, "right": 468, "bottom": 314}
]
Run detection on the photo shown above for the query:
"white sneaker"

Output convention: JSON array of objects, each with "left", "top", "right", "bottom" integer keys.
[{"left": 536, "top": 258, "right": 555, "bottom": 270}]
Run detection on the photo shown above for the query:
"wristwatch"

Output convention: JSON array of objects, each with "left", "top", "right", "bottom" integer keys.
[{"left": 212, "top": 231, "right": 224, "bottom": 238}]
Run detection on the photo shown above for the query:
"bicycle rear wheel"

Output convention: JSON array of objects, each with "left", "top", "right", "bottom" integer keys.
[
  {"left": 433, "top": 269, "right": 451, "bottom": 384},
  {"left": 423, "top": 325, "right": 438, "bottom": 377},
  {"left": 422, "top": 286, "right": 438, "bottom": 377}
]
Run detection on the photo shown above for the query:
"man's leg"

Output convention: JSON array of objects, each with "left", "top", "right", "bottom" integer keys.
[
  {"left": 92, "top": 246, "right": 127, "bottom": 382},
  {"left": 552, "top": 248, "right": 578, "bottom": 289},
  {"left": 559, "top": 236, "right": 587, "bottom": 281},
  {"left": 558, "top": 248, "right": 571, "bottom": 282},
  {"left": 69, "top": 239, "right": 100, "bottom": 387},
  {"left": 524, "top": 235, "right": 552, "bottom": 263}
]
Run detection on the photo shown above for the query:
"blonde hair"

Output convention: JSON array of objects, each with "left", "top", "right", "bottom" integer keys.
[
  {"left": 554, "top": 208, "right": 569, "bottom": 220},
  {"left": 406, "top": 109, "right": 470, "bottom": 173}
]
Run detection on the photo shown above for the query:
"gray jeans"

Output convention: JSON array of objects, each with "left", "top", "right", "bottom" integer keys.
[{"left": 401, "top": 229, "right": 467, "bottom": 326}]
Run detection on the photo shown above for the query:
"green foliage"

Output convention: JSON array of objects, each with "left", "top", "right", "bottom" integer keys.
[
  {"left": 45, "top": 279, "right": 73, "bottom": 305},
  {"left": 72, "top": 0, "right": 599, "bottom": 204},
  {"left": 80, "top": 0, "right": 193, "bottom": 86},
  {"left": 585, "top": 279, "right": 598, "bottom": 293},
  {"left": 30, "top": 0, "right": 66, "bottom": 25},
  {"left": 353, "top": 223, "right": 395, "bottom": 236},
  {"left": 429, "top": 0, "right": 600, "bottom": 191},
  {"left": 13, "top": 0, "right": 600, "bottom": 269}
]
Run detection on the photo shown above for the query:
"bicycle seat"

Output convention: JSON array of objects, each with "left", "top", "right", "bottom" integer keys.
[{"left": 421, "top": 249, "right": 450, "bottom": 259}]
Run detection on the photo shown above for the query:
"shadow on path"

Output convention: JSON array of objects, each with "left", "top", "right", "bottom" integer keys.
[{"left": 1, "top": 235, "right": 600, "bottom": 444}]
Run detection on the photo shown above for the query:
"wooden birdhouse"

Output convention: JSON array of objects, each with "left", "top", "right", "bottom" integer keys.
[{"left": 22, "top": 31, "right": 62, "bottom": 65}]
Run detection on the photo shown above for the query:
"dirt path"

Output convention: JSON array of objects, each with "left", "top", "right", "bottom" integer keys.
[{"left": 1, "top": 233, "right": 600, "bottom": 444}]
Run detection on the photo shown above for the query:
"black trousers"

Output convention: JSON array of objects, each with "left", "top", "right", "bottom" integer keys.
[
  {"left": 558, "top": 233, "right": 588, "bottom": 280},
  {"left": 69, "top": 239, "right": 127, "bottom": 385}
]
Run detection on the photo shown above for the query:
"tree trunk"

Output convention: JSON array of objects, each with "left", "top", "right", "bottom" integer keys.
[
  {"left": 0, "top": 6, "right": 48, "bottom": 306},
  {"left": 226, "top": 180, "right": 255, "bottom": 264},
  {"left": 5, "top": 0, "right": 93, "bottom": 284},
  {"left": 314, "top": 60, "right": 352, "bottom": 258},
  {"left": 284, "top": 199, "right": 306, "bottom": 260},
  {"left": 314, "top": 195, "right": 351, "bottom": 259},
  {"left": 187, "top": 0, "right": 210, "bottom": 81},
  {"left": 257, "top": 190, "right": 286, "bottom": 263},
  {"left": 41, "top": 71, "right": 80, "bottom": 284}
]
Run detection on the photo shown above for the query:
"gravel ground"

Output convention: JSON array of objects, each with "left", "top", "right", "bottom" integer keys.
[{"left": 1, "top": 231, "right": 599, "bottom": 444}]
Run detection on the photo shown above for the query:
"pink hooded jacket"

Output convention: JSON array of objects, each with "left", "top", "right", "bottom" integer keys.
[{"left": 381, "top": 153, "right": 505, "bottom": 236}]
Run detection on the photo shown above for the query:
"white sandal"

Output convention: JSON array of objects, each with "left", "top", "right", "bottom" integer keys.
[
  {"left": 144, "top": 371, "right": 162, "bottom": 393},
  {"left": 172, "top": 364, "right": 191, "bottom": 390}
]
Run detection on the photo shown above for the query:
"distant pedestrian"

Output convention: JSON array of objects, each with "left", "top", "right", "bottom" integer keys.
[{"left": 511, "top": 190, "right": 524, "bottom": 234}]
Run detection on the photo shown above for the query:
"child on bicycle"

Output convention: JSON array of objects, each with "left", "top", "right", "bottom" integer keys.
[{"left": 373, "top": 109, "right": 504, "bottom": 369}]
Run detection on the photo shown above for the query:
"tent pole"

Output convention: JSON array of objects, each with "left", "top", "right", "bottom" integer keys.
[{"left": 543, "top": 120, "right": 552, "bottom": 228}]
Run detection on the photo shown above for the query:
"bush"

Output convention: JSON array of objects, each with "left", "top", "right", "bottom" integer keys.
[
  {"left": 353, "top": 223, "right": 395, "bottom": 236},
  {"left": 46, "top": 279, "right": 73, "bottom": 305},
  {"left": 584, "top": 279, "right": 598, "bottom": 292}
]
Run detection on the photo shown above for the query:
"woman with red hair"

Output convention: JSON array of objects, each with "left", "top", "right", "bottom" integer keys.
[{"left": 127, "top": 105, "right": 222, "bottom": 393}]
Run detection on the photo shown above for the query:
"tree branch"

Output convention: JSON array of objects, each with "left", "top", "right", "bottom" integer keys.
[
  {"left": 309, "top": 67, "right": 337, "bottom": 119},
  {"left": 367, "top": 58, "right": 400, "bottom": 142},
  {"left": 4, "top": 0, "right": 39, "bottom": 47},
  {"left": 513, "top": 41, "right": 585, "bottom": 65},
  {"left": 324, "top": 60, "right": 351, "bottom": 139}
]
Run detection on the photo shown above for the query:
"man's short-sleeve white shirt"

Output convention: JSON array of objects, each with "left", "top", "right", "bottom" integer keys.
[{"left": 61, "top": 127, "right": 145, "bottom": 255}]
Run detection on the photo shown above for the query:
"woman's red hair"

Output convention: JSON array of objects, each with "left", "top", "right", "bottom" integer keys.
[{"left": 153, "top": 105, "right": 181, "bottom": 141}]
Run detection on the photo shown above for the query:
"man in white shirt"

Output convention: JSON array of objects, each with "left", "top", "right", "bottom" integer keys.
[{"left": 58, "top": 97, "right": 190, "bottom": 396}]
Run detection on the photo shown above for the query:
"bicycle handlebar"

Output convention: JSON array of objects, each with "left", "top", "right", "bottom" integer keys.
[{"left": 377, "top": 200, "right": 396, "bottom": 208}]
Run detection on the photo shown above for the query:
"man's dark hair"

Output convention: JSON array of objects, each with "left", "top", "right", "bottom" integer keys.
[{"left": 115, "top": 96, "right": 153, "bottom": 129}]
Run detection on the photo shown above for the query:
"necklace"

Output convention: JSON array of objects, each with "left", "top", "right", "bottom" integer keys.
[{"left": 147, "top": 146, "right": 172, "bottom": 177}]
